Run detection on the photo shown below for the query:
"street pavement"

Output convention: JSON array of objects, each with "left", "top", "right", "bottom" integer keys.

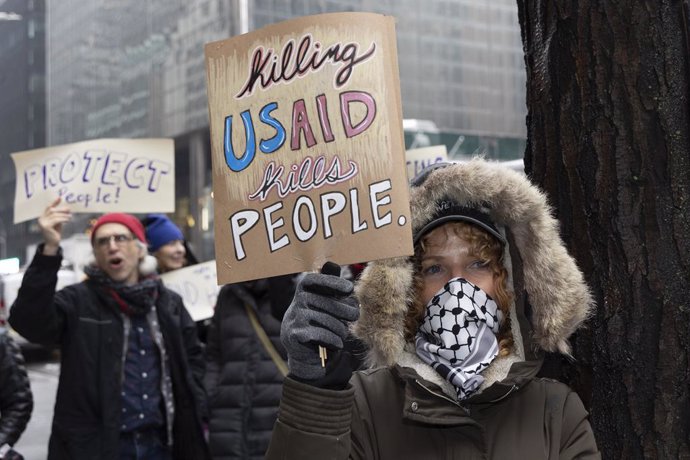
[{"left": 14, "top": 353, "right": 58, "bottom": 460}]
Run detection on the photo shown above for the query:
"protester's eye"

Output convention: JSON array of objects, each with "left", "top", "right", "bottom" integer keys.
[
  {"left": 422, "top": 264, "right": 443, "bottom": 276},
  {"left": 469, "top": 259, "right": 491, "bottom": 272},
  {"left": 469, "top": 259, "right": 490, "bottom": 270},
  {"left": 114, "top": 235, "right": 129, "bottom": 243}
]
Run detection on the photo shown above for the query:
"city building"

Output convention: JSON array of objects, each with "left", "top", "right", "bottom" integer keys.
[
  {"left": 13, "top": 0, "right": 526, "bottom": 263},
  {"left": 0, "top": 0, "right": 46, "bottom": 263}
]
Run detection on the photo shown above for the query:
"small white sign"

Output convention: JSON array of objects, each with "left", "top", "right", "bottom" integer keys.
[
  {"left": 160, "top": 261, "right": 220, "bottom": 321},
  {"left": 405, "top": 145, "right": 448, "bottom": 180}
]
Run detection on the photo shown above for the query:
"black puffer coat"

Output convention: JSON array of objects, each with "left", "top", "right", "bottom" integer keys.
[
  {"left": 9, "top": 248, "right": 210, "bottom": 460},
  {"left": 204, "top": 277, "right": 295, "bottom": 460},
  {"left": 0, "top": 330, "right": 33, "bottom": 447}
]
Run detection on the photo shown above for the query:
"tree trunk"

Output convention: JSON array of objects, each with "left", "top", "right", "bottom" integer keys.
[{"left": 517, "top": 1, "right": 690, "bottom": 458}]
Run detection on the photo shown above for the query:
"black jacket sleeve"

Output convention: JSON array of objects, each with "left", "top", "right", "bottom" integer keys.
[
  {"left": 0, "top": 332, "right": 33, "bottom": 446},
  {"left": 8, "top": 245, "right": 66, "bottom": 346},
  {"left": 177, "top": 295, "right": 208, "bottom": 422},
  {"left": 202, "top": 303, "right": 222, "bottom": 406}
]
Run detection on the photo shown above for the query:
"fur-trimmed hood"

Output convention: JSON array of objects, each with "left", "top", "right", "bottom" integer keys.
[{"left": 353, "top": 159, "right": 594, "bottom": 385}]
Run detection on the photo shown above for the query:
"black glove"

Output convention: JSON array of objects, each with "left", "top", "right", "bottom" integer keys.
[{"left": 281, "top": 272, "right": 359, "bottom": 382}]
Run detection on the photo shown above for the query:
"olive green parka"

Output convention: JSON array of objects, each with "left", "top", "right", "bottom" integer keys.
[{"left": 267, "top": 160, "right": 600, "bottom": 459}]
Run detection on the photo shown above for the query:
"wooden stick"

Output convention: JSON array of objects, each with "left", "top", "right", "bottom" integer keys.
[{"left": 319, "top": 345, "right": 327, "bottom": 367}]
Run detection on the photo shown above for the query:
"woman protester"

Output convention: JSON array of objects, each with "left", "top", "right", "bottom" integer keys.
[
  {"left": 266, "top": 159, "right": 600, "bottom": 459},
  {"left": 142, "top": 214, "right": 198, "bottom": 274}
]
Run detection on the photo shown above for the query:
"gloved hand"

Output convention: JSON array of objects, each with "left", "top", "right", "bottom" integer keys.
[{"left": 281, "top": 272, "right": 360, "bottom": 381}]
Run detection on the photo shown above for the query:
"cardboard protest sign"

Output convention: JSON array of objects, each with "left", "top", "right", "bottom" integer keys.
[
  {"left": 160, "top": 261, "right": 219, "bottom": 321},
  {"left": 405, "top": 145, "right": 449, "bottom": 180},
  {"left": 205, "top": 12, "right": 412, "bottom": 284},
  {"left": 12, "top": 138, "right": 174, "bottom": 223}
]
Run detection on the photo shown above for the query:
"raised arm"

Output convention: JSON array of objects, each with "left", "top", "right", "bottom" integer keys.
[
  {"left": 8, "top": 198, "right": 72, "bottom": 345},
  {"left": 38, "top": 197, "right": 71, "bottom": 256}
]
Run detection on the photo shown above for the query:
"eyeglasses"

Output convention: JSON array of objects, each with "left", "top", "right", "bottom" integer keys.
[{"left": 94, "top": 233, "right": 135, "bottom": 248}]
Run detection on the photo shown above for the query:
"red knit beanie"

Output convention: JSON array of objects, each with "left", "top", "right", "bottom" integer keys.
[{"left": 91, "top": 213, "right": 147, "bottom": 245}]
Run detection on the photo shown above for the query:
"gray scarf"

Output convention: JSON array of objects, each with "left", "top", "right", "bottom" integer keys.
[{"left": 415, "top": 277, "right": 503, "bottom": 400}]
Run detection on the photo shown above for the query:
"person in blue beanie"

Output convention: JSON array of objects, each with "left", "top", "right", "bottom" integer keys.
[
  {"left": 143, "top": 214, "right": 208, "bottom": 343},
  {"left": 143, "top": 214, "right": 197, "bottom": 274}
]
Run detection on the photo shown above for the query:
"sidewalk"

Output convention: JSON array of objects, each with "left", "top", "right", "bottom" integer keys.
[{"left": 13, "top": 357, "right": 58, "bottom": 460}]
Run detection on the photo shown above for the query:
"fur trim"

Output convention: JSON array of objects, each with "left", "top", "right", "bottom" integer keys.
[
  {"left": 354, "top": 159, "right": 594, "bottom": 370},
  {"left": 396, "top": 344, "right": 522, "bottom": 401},
  {"left": 354, "top": 256, "right": 413, "bottom": 367},
  {"left": 138, "top": 255, "right": 158, "bottom": 276}
]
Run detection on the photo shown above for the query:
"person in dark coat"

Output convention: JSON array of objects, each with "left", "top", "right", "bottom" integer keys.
[
  {"left": 0, "top": 329, "right": 33, "bottom": 459},
  {"left": 9, "top": 198, "right": 211, "bottom": 460},
  {"left": 266, "top": 160, "right": 600, "bottom": 459},
  {"left": 204, "top": 274, "right": 297, "bottom": 460}
]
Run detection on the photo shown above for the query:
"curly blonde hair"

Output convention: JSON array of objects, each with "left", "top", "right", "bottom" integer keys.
[{"left": 404, "top": 221, "right": 514, "bottom": 357}]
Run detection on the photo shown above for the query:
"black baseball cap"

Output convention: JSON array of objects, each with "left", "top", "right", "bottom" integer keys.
[
  {"left": 412, "top": 198, "right": 506, "bottom": 245},
  {"left": 410, "top": 163, "right": 506, "bottom": 246}
]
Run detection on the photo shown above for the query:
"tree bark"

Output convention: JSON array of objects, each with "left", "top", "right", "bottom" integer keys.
[{"left": 517, "top": 1, "right": 690, "bottom": 458}]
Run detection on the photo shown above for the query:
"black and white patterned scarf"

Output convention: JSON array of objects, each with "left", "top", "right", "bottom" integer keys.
[{"left": 415, "top": 277, "right": 503, "bottom": 400}]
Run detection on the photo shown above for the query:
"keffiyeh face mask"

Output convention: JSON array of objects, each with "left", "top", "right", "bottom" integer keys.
[{"left": 415, "top": 277, "right": 503, "bottom": 400}]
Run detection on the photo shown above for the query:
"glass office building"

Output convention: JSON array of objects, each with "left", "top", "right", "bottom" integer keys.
[
  {"left": 40, "top": 0, "right": 526, "bottom": 261},
  {"left": 0, "top": 0, "right": 46, "bottom": 262}
]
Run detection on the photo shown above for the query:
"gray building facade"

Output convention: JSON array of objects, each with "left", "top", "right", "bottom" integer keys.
[
  {"left": 38, "top": 0, "right": 526, "bottom": 262},
  {"left": 0, "top": 0, "right": 46, "bottom": 262}
]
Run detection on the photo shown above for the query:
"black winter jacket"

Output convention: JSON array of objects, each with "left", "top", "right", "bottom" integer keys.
[
  {"left": 204, "top": 278, "right": 294, "bottom": 460},
  {"left": 8, "top": 248, "right": 210, "bottom": 460},
  {"left": 0, "top": 330, "right": 33, "bottom": 447}
]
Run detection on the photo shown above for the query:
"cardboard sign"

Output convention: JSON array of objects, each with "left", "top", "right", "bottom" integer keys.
[
  {"left": 160, "top": 261, "right": 219, "bottom": 321},
  {"left": 406, "top": 145, "right": 449, "bottom": 180},
  {"left": 205, "top": 13, "right": 412, "bottom": 284},
  {"left": 12, "top": 138, "right": 174, "bottom": 223}
]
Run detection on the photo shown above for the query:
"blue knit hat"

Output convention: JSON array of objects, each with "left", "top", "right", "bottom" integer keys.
[{"left": 144, "top": 214, "right": 184, "bottom": 253}]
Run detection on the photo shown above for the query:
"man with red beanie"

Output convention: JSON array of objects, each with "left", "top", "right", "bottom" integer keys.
[{"left": 9, "top": 198, "right": 211, "bottom": 460}]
